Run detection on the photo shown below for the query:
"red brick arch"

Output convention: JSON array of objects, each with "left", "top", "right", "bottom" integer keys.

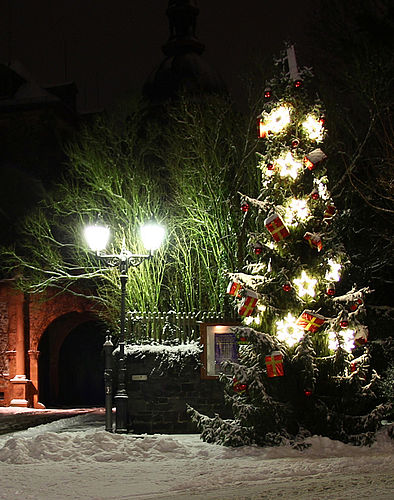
[
  {"left": 0, "top": 284, "right": 103, "bottom": 408},
  {"left": 29, "top": 291, "right": 100, "bottom": 352}
]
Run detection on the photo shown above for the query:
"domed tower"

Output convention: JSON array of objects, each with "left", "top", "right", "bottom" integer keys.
[{"left": 143, "top": 0, "right": 227, "bottom": 103}]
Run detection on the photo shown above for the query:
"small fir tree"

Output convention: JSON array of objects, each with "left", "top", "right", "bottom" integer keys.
[{"left": 189, "top": 46, "right": 392, "bottom": 447}]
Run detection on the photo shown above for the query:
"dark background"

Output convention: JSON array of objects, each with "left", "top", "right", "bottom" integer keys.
[{"left": 0, "top": 0, "right": 313, "bottom": 111}]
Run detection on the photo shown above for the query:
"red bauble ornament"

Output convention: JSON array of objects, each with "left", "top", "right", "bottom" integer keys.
[
  {"left": 357, "top": 298, "right": 363, "bottom": 305},
  {"left": 340, "top": 320, "right": 349, "bottom": 328},
  {"left": 264, "top": 87, "right": 272, "bottom": 99},
  {"left": 233, "top": 378, "right": 247, "bottom": 393},
  {"left": 327, "top": 283, "right": 336, "bottom": 296},
  {"left": 254, "top": 243, "right": 263, "bottom": 255},
  {"left": 310, "top": 189, "right": 319, "bottom": 200},
  {"left": 291, "top": 139, "right": 299, "bottom": 148},
  {"left": 241, "top": 202, "right": 249, "bottom": 213},
  {"left": 282, "top": 282, "right": 291, "bottom": 292},
  {"left": 304, "top": 390, "right": 312, "bottom": 397},
  {"left": 294, "top": 79, "right": 303, "bottom": 88},
  {"left": 350, "top": 303, "right": 358, "bottom": 312},
  {"left": 267, "top": 162, "right": 274, "bottom": 171}
]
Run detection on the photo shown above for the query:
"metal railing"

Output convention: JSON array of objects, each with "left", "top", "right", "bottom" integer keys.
[{"left": 125, "top": 310, "right": 231, "bottom": 343}]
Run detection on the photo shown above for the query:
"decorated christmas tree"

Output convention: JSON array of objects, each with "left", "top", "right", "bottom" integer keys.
[{"left": 189, "top": 46, "right": 392, "bottom": 447}]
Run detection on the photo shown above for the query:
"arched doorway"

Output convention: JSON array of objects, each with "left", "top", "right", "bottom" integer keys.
[
  {"left": 58, "top": 321, "right": 106, "bottom": 406},
  {"left": 38, "top": 314, "right": 107, "bottom": 408}
]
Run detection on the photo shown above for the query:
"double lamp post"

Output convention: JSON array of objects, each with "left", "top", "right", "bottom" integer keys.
[{"left": 84, "top": 220, "right": 165, "bottom": 433}]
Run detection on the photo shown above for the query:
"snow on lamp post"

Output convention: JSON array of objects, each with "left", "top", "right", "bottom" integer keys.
[{"left": 84, "top": 220, "right": 165, "bottom": 433}]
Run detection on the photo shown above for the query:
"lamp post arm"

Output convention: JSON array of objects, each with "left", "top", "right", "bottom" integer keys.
[{"left": 94, "top": 251, "right": 152, "bottom": 268}]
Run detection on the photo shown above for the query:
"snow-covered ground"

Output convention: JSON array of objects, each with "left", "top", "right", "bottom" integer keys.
[{"left": 0, "top": 408, "right": 393, "bottom": 499}]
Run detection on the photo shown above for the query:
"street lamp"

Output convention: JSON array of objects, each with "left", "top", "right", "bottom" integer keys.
[{"left": 84, "top": 220, "right": 165, "bottom": 433}]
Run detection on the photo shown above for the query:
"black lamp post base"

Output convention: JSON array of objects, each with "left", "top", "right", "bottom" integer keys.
[{"left": 115, "top": 394, "right": 129, "bottom": 433}]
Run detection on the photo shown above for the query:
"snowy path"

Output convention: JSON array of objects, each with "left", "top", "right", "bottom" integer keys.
[{"left": 0, "top": 409, "right": 393, "bottom": 499}]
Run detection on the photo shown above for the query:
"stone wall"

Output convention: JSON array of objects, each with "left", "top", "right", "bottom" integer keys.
[{"left": 123, "top": 348, "right": 231, "bottom": 434}]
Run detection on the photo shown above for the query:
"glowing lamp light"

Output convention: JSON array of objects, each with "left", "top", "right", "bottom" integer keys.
[
  {"left": 325, "top": 259, "right": 342, "bottom": 282},
  {"left": 285, "top": 198, "right": 310, "bottom": 225},
  {"left": 302, "top": 114, "right": 325, "bottom": 142},
  {"left": 328, "top": 329, "right": 355, "bottom": 353},
  {"left": 276, "top": 151, "right": 303, "bottom": 180},
  {"left": 84, "top": 224, "right": 110, "bottom": 252},
  {"left": 293, "top": 270, "right": 317, "bottom": 298},
  {"left": 140, "top": 221, "right": 165, "bottom": 252},
  {"left": 259, "top": 105, "right": 291, "bottom": 138},
  {"left": 276, "top": 313, "right": 304, "bottom": 347}
]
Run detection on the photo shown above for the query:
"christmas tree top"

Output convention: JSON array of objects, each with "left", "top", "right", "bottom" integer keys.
[{"left": 232, "top": 44, "right": 372, "bottom": 357}]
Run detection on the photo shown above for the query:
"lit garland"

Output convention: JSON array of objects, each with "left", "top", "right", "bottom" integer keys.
[
  {"left": 325, "top": 259, "right": 342, "bottom": 282},
  {"left": 302, "top": 114, "right": 325, "bottom": 142},
  {"left": 276, "top": 313, "right": 304, "bottom": 346},
  {"left": 276, "top": 151, "right": 303, "bottom": 180},
  {"left": 259, "top": 105, "right": 291, "bottom": 137},
  {"left": 293, "top": 270, "right": 317, "bottom": 298},
  {"left": 328, "top": 329, "right": 355, "bottom": 353},
  {"left": 284, "top": 198, "right": 310, "bottom": 225}
]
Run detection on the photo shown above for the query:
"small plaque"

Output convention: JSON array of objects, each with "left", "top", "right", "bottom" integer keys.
[{"left": 132, "top": 374, "right": 148, "bottom": 381}]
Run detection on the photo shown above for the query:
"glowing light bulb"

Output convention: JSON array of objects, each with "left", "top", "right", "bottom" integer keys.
[
  {"left": 285, "top": 198, "right": 310, "bottom": 225},
  {"left": 243, "top": 314, "right": 261, "bottom": 326},
  {"left": 256, "top": 304, "right": 267, "bottom": 313},
  {"left": 302, "top": 114, "right": 325, "bottom": 142},
  {"left": 276, "top": 151, "right": 303, "bottom": 180},
  {"left": 325, "top": 259, "right": 342, "bottom": 282},
  {"left": 293, "top": 270, "right": 317, "bottom": 298},
  {"left": 276, "top": 313, "right": 304, "bottom": 347},
  {"left": 259, "top": 105, "right": 291, "bottom": 137},
  {"left": 328, "top": 329, "right": 355, "bottom": 353}
]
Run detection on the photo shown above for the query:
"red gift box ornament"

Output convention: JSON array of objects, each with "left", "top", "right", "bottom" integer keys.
[
  {"left": 303, "top": 148, "right": 327, "bottom": 170},
  {"left": 264, "top": 212, "right": 290, "bottom": 242},
  {"left": 227, "top": 280, "right": 243, "bottom": 297},
  {"left": 265, "top": 351, "right": 284, "bottom": 378},
  {"left": 296, "top": 310, "right": 325, "bottom": 333},
  {"left": 238, "top": 290, "right": 259, "bottom": 317},
  {"left": 304, "top": 232, "right": 323, "bottom": 252},
  {"left": 324, "top": 204, "right": 336, "bottom": 221}
]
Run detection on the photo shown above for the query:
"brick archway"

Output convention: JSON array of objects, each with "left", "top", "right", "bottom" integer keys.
[
  {"left": 37, "top": 311, "right": 105, "bottom": 407},
  {"left": 0, "top": 284, "right": 104, "bottom": 408}
]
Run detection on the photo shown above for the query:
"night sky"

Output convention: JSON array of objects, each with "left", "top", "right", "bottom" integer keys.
[{"left": 0, "top": 0, "right": 313, "bottom": 111}]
